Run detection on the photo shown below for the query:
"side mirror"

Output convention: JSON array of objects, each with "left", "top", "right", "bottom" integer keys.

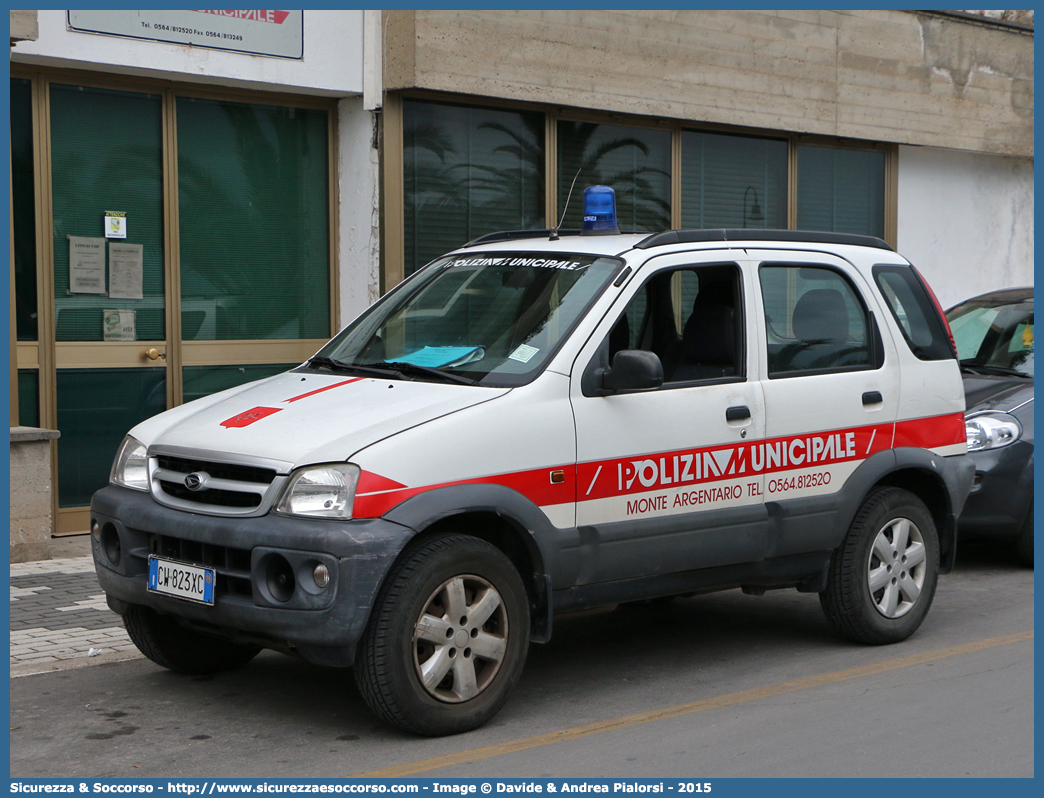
[{"left": 602, "top": 350, "right": 664, "bottom": 393}]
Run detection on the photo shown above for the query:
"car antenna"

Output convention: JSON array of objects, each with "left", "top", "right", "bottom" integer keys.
[{"left": 549, "top": 169, "right": 582, "bottom": 241}]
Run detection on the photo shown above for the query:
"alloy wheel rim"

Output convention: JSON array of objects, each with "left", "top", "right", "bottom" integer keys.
[
  {"left": 867, "top": 516, "right": 927, "bottom": 618},
  {"left": 412, "top": 574, "right": 508, "bottom": 703}
]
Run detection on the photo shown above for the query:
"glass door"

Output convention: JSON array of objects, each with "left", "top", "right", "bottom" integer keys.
[
  {"left": 50, "top": 84, "right": 170, "bottom": 532},
  {"left": 30, "top": 76, "right": 335, "bottom": 535}
]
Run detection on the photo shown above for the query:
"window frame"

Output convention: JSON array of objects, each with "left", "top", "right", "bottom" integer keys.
[{"left": 385, "top": 90, "right": 899, "bottom": 296}]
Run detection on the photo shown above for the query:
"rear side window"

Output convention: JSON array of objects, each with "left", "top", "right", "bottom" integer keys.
[
  {"left": 872, "top": 264, "right": 954, "bottom": 360},
  {"left": 759, "top": 264, "right": 878, "bottom": 378}
]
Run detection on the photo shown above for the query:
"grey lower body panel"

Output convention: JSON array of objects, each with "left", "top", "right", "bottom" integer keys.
[
  {"left": 958, "top": 442, "right": 1033, "bottom": 539},
  {"left": 90, "top": 486, "right": 414, "bottom": 666},
  {"left": 553, "top": 551, "right": 831, "bottom": 613}
]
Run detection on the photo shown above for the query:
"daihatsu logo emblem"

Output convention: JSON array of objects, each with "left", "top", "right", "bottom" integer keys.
[{"left": 184, "top": 472, "right": 208, "bottom": 491}]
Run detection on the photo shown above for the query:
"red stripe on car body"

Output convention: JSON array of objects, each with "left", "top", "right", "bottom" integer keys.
[
  {"left": 893, "top": 412, "right": 966, "bottom": 449},
  {"left": 284, "top": 378, "right": 363, "bottom": 403},
  {"left": 351, "top": 412, "right": 968, "bottom": 519},
  {"left": 353, "top": 466, "right": 576, "bottom": 519},
  {"left": 356, "top": 470, "right": 407, "bottom": 494}
]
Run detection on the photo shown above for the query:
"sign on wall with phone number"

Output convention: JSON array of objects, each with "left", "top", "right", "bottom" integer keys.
[{"left": 67, "top": 10, "right": 303, "bottom": 59}]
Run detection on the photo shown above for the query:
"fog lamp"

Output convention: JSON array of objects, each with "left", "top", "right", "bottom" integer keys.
[{"left": 313, "top": 563, "right": 331, "bottom": 589}]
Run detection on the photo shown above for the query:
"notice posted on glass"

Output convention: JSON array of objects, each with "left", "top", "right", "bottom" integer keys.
[
  {"left": 103, "top": 309, "right": 136, "bottom": 342},
  {"left": 108, "top": 242, "right": 144, "bottom": 299},
  {"left": 68, "top": 236, "right": 106, "bottom": 294}
]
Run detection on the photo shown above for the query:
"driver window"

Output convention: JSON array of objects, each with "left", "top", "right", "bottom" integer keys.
[{"left": 608, "top": 264, "right": 743, "bottom": 384}]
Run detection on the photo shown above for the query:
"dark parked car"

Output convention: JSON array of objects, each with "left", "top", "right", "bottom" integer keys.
[{"left": 946, "top": 287, "right": 1034, "bottom": 566}]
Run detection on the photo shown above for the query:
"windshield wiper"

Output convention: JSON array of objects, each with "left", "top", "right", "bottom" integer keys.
[
  {"left": 307, "top": 356, "right": 404, "bottom": 380},
  {"left": 959, "top": 361, "right": 1031, "bottom": 378},
  {"left": 363, "top": 361, "right": 477, "bottom": 385}
]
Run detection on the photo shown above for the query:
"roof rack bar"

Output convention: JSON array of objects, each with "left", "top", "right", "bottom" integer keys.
[
  {"left": 463, "top": 229, "right": 582, "bottom": 247},
  {"left": 634, "top": 229, "right": 893, "bottom": 251}
]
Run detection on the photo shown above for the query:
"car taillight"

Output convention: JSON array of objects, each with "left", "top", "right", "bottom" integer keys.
[{"left": 911, "top": 265, "right": 958, "bottom": 359}]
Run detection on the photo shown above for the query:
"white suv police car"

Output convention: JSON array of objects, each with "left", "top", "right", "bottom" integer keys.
[{"left": 92, "top": 187, "right": 973, "bottom": 736}]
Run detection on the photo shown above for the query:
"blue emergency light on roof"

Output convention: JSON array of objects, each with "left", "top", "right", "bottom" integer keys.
[{"left": 581, "top": 185, "right": 619, "bottom": 235}]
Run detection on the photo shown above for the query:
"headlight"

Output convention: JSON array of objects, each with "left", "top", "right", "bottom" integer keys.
[
  {"left": 965, "top": 413, "right": 1022, "bottom": 452},
  {"left": 110, "top": 436, "right": 149, "bottom": 491},
  {"left": 275, "top": 463, "right": 361, "bottom": 519}
]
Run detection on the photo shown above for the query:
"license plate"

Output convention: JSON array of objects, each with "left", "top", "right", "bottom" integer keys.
[{"left": 148, "top": 555, "right": 215, "bottom": 605}]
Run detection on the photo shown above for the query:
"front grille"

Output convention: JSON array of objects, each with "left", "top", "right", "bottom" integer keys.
[
  {"left": 146, "top": 533, "right": 253, "bottom": 599},
  {"left": 149, "top": 452, "right": 284, "bottom": 516},
  {"left": 159, "top": 480, "right": 262, "bottom": 508},
  {"left": 156, "top": 455, "right": 276, "bottom": 485}
]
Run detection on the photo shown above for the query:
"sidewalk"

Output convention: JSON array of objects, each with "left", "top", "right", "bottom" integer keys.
[{"left": 9, "top": 536, "right": 141, "bottom": 676}]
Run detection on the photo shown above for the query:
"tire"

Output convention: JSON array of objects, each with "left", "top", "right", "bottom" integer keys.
[
  {"left": 354, "top": 534, "right": 530, "bottom": 736},
  {"left": 820, "top": 487, "right": 939, "bottom": 645},
  {"left": 1016, "top": 503, "right": 1033, "bottom": 568},
  {"left": 123, "top": 605, "right": 261, "bottom": 675}
]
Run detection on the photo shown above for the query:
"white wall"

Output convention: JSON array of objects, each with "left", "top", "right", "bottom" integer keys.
[
  {"left": 11, "top": 10, "right": 363, "bottom": 96},
  {"left": 897, "top": 145, "right": 1034, "bottom": 308},
  {"left": 338, "top": 98, "right": 381, "bottom": 329}
]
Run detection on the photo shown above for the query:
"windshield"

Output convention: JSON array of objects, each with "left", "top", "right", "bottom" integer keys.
[
  {"left": 313, "top": 252, "right": 623, "bottom": 386},
  {"left": 946, "top": 296, "right": 1034, "bottom": 377}
]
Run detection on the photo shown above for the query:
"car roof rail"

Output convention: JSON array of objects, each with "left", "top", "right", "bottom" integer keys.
[
  {"left": 633, "top": 229, "right": 894, "bottom": 251},
  {"left": 462, "top": 229, "right": 582, "bottom": 247},
  {"left": 462, "top": 228, "right": 643, "bottom": 247}
]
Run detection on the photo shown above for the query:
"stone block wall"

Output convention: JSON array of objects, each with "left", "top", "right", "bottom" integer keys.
[{"left": 10, "top": 427, "right": 60, "bottom": 563}]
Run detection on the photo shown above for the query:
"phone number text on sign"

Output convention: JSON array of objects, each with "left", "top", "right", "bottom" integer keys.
[{"left": 768, "top": 471, "right": 832, "bottom": 493}]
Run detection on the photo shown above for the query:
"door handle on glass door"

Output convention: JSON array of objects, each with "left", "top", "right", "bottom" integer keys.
[{"left": 144, "top": 348, "right": 167, "bottom": 361}]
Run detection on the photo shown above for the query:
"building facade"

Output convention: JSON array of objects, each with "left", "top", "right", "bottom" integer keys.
[
  {"left": 8, "top": 9, "right": 1034, "bottom": 539},
  {"left": 10, "top": 10, "right": 380, "bottom": 535}
]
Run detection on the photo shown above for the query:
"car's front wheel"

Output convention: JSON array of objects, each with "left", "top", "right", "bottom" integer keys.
[
  {"left": 354, "top": 534, "right": 530, "bottom": 736},
  {"left": 820, "top": 487, "right": 939, "bottom": 645}
]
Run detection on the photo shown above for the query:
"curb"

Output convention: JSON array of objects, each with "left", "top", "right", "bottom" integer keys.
[{"left": 11, "top": 649, "right": 144, "bottom": 678}]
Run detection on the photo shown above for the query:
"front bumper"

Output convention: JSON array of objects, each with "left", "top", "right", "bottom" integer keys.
[
  {"left": 958, "top": 440, "right": 1034, "bottom": 539},
  {"left": 90, "top": 485, "right": 415, "bottom": 666}
]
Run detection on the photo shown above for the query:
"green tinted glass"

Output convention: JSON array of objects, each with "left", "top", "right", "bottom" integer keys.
[
  {"left": 182, "top": 363, "right": 296, "bottom": 405},
  {"left": 404, "top": 101, "right": 545, "bottom": 277},
  {"left": 11, "top": 78, "right": 37, "bottom": 341},
  {"left": 681, "top": 131, "right": 787, "bottom": 229},
  {"left": 557, "top": 122, "right": 670, "bottom": 232},
  {"left": 17, "top": 370, "right": 39, "bottom": 428},
  {"left": 50, "top": 85, "right": 165, "bottom": 342},
  {"left": 177, "top": 97, "right": 330, "bottom": 341},
  {"left": 797, "top": 145, "right": 885, "bottom": 237},
  {"left": 56, "top": 368, "right": 166, "bottom": 507}
]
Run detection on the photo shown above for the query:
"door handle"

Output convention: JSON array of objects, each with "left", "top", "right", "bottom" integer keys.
[
  {"left": 862, "top": 391, "right": 883, "bottom": 405},
  {"left": 144, "top": 348, "right": 167, "bottom": 361},
  {"left": 726, "top": 405, "right": 751, "bottom": 422}
]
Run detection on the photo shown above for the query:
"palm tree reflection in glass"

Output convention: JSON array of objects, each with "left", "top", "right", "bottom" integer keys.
[{"left": 403, "top": 113, "right": 672, "bottom": 275}]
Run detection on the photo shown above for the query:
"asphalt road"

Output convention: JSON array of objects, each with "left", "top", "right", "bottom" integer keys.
[{"left": 10, "top": 541, "right": 1034, "bottom": 779}]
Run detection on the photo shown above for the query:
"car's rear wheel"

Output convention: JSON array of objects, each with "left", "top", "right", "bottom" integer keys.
[
  {"left": 1016, "top": 503, "right": 1033, "bottom": 568},
  {"left": 123, "top": 604, "right": 261, "bottom": 674},
  {"left": 820, "top": 487, "right": 939, "bottom": 645},
  {"left": 354, "top": 534, "right": 529, "bottom": 736}
]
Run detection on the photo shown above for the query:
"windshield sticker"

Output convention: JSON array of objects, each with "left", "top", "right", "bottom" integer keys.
[
  {"left": 508, "top": 343, "right": 540, "bottom": 364},
  {"left": 394, "top": 346, "right": 485, "bottom": 368},
  {"left": 447, "top": 256, "right": 589, "bottom": 271}
]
